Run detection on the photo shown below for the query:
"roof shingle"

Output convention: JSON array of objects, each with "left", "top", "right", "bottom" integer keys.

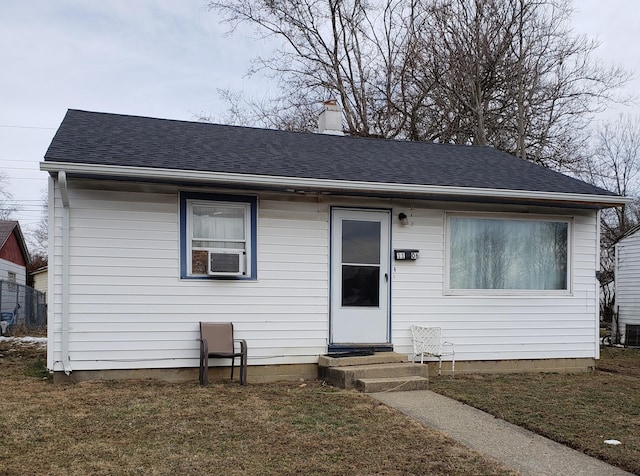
[{"left": 44, "top": 109, "right": 616, "bottom": 198}]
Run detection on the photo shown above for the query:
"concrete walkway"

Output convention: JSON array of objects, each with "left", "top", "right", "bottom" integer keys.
[{"left": 371, "top": 390, "right": 633, "bottom": 476}]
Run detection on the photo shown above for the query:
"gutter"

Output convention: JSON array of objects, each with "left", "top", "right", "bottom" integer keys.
[
  {"left": 58, "top": 171, "right": 72, "bottom": 375},
  {"left": 40, "top": 162, "right": 632, "bottom": 208}
]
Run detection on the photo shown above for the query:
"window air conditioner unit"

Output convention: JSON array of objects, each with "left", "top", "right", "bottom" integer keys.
[{"left": 207, "top": 250, "right": 246, "bottom": 276}]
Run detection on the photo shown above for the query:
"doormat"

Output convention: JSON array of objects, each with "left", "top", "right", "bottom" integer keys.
[{"left": 325, "top": 349, "right": 375, "bottom": 358}]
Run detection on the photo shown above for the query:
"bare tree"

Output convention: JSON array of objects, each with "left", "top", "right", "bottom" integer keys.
[
  {"left": 0, "top": 171, "right": 18, "bottom": 220},
  {"left": 28, "top": 190, "right": 49, "bottom": 261},
  {"left": 208, "top": 0, "right": 629, "bottom": 173},
  {"left": 207, "top": 0, "right": 431, "bottom": 137},
  {"left": 417, "top": 0, "right": 629, "bottom": 170},
  {"left": 587, "top": 115, "right": 640, "bottom": 236},
  {"left": 208, "top": 88, "right": 322, "bottom": 131},
  {"left": 582, "top": 115, "right": 640, "bottom": 328}
]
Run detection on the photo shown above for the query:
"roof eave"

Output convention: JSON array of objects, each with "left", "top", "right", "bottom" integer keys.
[{"left": 40, "top": 161, "right": 632, "bottom": 209}]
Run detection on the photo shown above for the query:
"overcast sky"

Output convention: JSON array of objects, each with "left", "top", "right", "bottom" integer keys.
[{"left": 1, "top": 0, "right": 639, "bottom": 237}]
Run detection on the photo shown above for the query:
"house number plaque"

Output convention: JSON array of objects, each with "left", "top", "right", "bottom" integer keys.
[{"left": 394, "top": 249, "right": 419, "bottom": 261}]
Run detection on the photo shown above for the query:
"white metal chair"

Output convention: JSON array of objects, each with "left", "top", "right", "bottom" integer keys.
[{"left": 411, "top": 325, "right": 455, "bottom": 376}]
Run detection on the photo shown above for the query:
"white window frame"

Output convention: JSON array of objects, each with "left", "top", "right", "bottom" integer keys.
[
  {"left": 180, "top": 192, "right": 256, "bottom": 279},
  {"left": 7, "top": 271, "right": 17, "bottom": 291},
  {"left": 444, "top": 212, "right": 572, "bottom": 296},
  {"left": 186, "top": 199, "right": 251, "bottom": 277}
]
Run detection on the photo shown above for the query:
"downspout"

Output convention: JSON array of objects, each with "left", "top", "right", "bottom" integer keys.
[
  {"left": 595, "top": 209, "right": 601, "bottom": 361},
  {"left": 59, "top": 171, "right": 72, "bottom": 374},
  {"left": 614, "top": 235, "right": 620, "bottom": 344}
]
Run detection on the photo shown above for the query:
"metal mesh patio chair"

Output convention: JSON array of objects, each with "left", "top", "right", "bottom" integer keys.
[
  {"left": 410, "top": 325, "right": 455, "bottom": 376},
  {"left": 199, "top": 322, "right": 247, "bottom": 386}
]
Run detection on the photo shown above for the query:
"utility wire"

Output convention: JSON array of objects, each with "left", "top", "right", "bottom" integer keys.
[{"left": 0, "top": 124, "right": 56, "bottom": 130}]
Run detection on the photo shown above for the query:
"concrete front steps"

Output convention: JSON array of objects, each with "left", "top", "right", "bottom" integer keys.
[{"left": 318, "top": 352, "right": 429, "bottom": 393}]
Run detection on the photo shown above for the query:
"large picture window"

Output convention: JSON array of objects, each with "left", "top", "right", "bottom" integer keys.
[
  {"left": 447, "top": 215, "right": 569, "bottom": 292},
  {"left": 180, "top": 192, "right": 257, "bottom": 279}
]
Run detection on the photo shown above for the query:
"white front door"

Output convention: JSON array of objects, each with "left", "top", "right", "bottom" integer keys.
[{"left": 330, "top": 208, "right": 391, "bottom": 347}]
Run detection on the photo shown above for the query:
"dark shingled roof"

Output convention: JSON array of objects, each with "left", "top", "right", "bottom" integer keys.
[
  {"left": 45, "top": 109, "right": 616, "bottom": 198},
  {"left": 0, "top": 221, "right": 19, "bottom": 249}
]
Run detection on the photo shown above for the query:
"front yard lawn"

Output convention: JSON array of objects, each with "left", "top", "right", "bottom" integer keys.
[
  {"left": 0, "top": 338, "right": 512, "bottom": 476},
  {"left": 430, "top": 346, "right": 640, "bottom": 475},
  {"left": 4, "top": 338, "right": 636, "bottom": 474}
]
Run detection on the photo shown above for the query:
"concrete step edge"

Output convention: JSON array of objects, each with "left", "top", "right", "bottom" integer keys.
[
  {"left": 318, "top": 352, "right": 408, "bottom": 368},
  {"left": 330, "top": 364, "right": 429, "bottom": 380},
  {"left": 328, "top": 362, "right": 425, "bottom": 372},
  {"left": 358, "top": 375, "right": 428, "bottom": 383},
  {"left": 356, "top": 376, "right": 429, "bottom": 393},
  {"left": 322, "top": 363, "right": 429, "bottom": 389}
]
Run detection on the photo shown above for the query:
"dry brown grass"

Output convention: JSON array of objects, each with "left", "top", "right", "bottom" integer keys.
[
  {"left": 431, "top": 346, "right": 640, "bottom": 475},
  {"left": 0, "top": 339, "right": 514, "bottom": 476}
]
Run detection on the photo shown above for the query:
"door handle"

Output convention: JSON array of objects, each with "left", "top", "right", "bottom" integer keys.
[{"left": 384, "top": 273, "right": 388, "bottom": 282}]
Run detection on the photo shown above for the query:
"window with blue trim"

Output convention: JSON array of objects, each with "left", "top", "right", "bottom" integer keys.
[{"left": 180, "top": 192, "right": 257, "bottom": 279}]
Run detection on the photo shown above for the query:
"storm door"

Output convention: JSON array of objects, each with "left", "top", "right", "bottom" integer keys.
[{"left": 330, "top": 209, "right": 390, "bottom": 347}]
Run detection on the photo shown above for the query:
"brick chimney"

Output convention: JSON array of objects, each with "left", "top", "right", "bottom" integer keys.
[{"left": 317, "top": 99, "right": 344, "bottom": 136}]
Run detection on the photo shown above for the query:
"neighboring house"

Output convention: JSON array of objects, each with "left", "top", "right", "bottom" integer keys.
[
  {"left": 614, "top": 226, "right": 640, "bottom": 346},
  {"left": 0, "top": 221, "right": 30, "bottom": 326},
  {"left": 41, "top": 107, "right": 630, "bottom": 383},
  {"left": 0, "top": 220, "right": 30, "bottom": 287},
  {"left": 30, "top": 266, "right": 48, "bottom": 303}
]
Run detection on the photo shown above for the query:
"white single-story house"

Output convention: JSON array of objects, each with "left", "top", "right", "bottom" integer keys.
[
  {"left": 614, "top": 226, "right": 640, "bottom": 346},
  {"left": 41, "top": 107, "right": 630, "bottom": 383}
]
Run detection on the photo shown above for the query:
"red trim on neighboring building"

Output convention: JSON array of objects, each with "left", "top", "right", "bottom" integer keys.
[{"left": 0, "top": 231, "right": 26, "bottom": 266}]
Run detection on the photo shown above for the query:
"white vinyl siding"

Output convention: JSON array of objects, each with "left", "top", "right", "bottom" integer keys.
[
  {"left": 391, "top": 208, "right": 598, "bottom": 361},
  {"left": 0, "top": 259, "right": 26, "bottom": 286},
  {"left": 32, "top": 270, "right": 48, "bottom": 301},
  {"left": 614, "top": 230, "right": 640, "bottom": 342},
  {"left": 48, "top": 178, "right": 601, "bottom": 373},
  {"left": 48, "top": 182, "right": 328, "bottom": 372}
]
